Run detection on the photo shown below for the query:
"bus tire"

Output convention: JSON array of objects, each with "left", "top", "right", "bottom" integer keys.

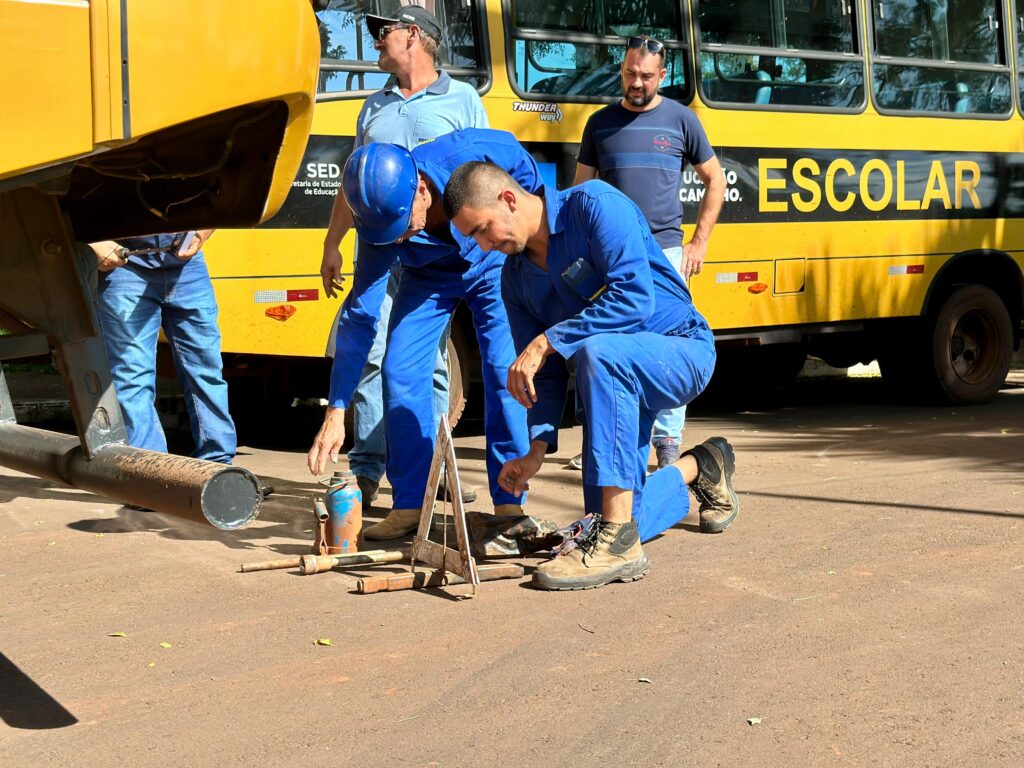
[
  {"left": 928, "top": 285, "right": 1013, "bottom": 405},
  {"left": 446, "top": 325, "right": 469, "bottom": 429},
  {"left": 340, "top": 333, "right": 467, "bottom": 439}
]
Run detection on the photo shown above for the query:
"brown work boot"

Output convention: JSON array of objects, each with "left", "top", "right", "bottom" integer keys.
[
  {"left": 683, "top": 437, "right": 739, "bottom": 533},
  {"left": 492, "top": 503, "right": 523, "bottom": 516},
  {"left": 532, "top": 518, "right": 649, "bottom": 591},
  {"left": 363, "top": 508, "right": 420, "bottom": 540}
]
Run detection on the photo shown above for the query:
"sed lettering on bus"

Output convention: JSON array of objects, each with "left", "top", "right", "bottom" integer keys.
[{"left": 758, "top": 157, "right": 983, "bottom": 214}]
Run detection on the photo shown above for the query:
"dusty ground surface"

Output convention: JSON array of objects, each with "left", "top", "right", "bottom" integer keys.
[{"left": 2, "top": 374, "right": 1023, "bottom": 767}]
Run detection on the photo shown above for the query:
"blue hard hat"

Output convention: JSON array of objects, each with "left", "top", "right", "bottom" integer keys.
[{"left": 342, "top": 143, "right": 418, "bottom": 245}]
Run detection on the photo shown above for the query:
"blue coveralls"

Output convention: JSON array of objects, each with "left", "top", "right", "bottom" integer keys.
[
  {"left": 328, "top": 129, "right": 536, "bottom": 509},
  {"left": 501, "top": 181, "right": 718, "bottom": 541}
]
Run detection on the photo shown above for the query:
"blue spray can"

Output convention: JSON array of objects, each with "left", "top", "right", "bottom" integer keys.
[{"left": 324, "top": 470, "right": 362, "bottom": 555}]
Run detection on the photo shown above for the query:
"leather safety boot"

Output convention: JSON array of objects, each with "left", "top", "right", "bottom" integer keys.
[
  {"left": 492, "top": 504, "right": 523, "bottom": 516},
  {"left": 653, "top": 438, "right": 680, "bottom": 470},
  {"left": 683, "top": 437, "right": 739, "bottom": 533},
  {"left": 355, "top": 475, "right": 379, "bottom": 511},
  {"left": 363, "top": 508, "right": 420, "bottom": 540},
  {"left": 533, "top": 518, "right": 649, "bottom": 591}
]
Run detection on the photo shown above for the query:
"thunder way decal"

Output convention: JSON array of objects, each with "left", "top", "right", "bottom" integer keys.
[{"left": 512, "top": 101, "right": 564, "bottom": 123}]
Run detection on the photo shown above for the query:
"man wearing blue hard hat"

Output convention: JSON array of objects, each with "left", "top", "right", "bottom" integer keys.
[
  {"left": 308, "top": 128, "right": 537, "bottom": 539},
  {"left": 319, "top": 3, "right": 488, "bottom": 513}
]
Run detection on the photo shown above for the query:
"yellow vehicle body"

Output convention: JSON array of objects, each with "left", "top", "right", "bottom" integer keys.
[
  {"left": 1, "top": 0, "right": 319, "bottom": 238},
  {"left": 205, "top": 0, "right": 1024, "bottom": 404}
]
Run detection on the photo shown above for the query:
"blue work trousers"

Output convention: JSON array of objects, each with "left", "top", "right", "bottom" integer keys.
[
  {"left": 347, "top": 260, "right": 448, "bottom": 482},
  {"left": 575, "top": 329, "right": 716, "bottom": 540},
  {"left": 651, "top": 246, "right": 687, "bottom": 444},
  {"left": 383, "top": 260, "right": 529, "bottom": 509},
  {"left": 97, "top": 257, "right": 236, "bottom": 463}
]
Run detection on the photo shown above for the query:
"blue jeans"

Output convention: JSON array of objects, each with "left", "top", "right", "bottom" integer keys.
[
  {"left": 97, "top": 256, "right": 236, "bottom": 463},
  {"left": 347, "top": 260, "right": 449, "bottom": 482},
  {"left": 651, "top": 246, "right": 687, "bottom": 443}
]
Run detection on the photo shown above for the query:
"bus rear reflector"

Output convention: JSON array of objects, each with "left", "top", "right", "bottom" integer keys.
[
  {"left": 716, "top": 271, "right": 759, "bottom": 284},
  {"left": 254, "top": 288, "right": 319, "bottom": 303},
  {"left": 888, "top": 265, "right": 925, "bottom": 276}
]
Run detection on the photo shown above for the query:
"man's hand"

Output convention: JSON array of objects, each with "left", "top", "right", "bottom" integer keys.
[
  {"left": 682, "top": 237, "right": 708, "bottom": 279},
  {"left": 307, "top": 406, "right": 346, "bottom": 475},
  {"left": 682, "top": 155, "right": 724, "bottom": 280},
  {"left": 497, "top": 451, "right": 544, "bottom": 497},
  {"left": 176, "top": 229, "right": 213, "bottom": 262},
  {"left": 91, "top": 240, "right": 126, "bottom": 272},
  {"left": 96, "top": 243, "right": 127, "bottom": 273},
  {"left": 321, "top": 242, "right": 345, "bottom": 298},
  {"left": 507, "top": 333, "right": 554, "bottom": 409}
]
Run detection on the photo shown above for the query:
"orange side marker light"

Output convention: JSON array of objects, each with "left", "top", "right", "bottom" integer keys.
[{"left": 265, "top": 304, "right": 297, "bottom": 321}]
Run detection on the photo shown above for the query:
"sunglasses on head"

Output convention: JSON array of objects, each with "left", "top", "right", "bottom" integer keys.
[
  {"left": 377, "top": 23, "right": 409, "bottom": 42},
  {"left": 626, "top": 36, "right": 665, "bottom": 55}
]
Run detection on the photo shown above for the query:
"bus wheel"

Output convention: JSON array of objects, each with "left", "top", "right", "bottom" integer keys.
[
  {"left": 340, "top": 334, "right": 467, "bottom": 438},
  {"left": 446, "top": 325, "right": 469, "bottom": 429},
  {"left": 929, "top": 285, "right": 1013, "bottom": 405}
]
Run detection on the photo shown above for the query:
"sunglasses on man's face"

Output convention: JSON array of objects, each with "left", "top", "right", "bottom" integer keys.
[
  {"left": 377, "top": 23, "right": 409, "bottom": 42},
  {"left": 626, "top": 36, "right": 665, "bottom": 55}
]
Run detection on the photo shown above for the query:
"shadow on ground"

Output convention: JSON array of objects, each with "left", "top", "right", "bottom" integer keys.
[{"left": 0, "top": 652, "right": 77, "bottom": 730}]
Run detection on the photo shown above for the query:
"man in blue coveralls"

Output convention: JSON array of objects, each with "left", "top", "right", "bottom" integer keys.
[
  {"left": 307, "top": 128, "right": 535, "bottom": 540},
  {"left": 443, "top": 162, "right": 740, "bottom": 590},
  {"left": 319, "top": 4, "right": 487, "bottom": 509}
]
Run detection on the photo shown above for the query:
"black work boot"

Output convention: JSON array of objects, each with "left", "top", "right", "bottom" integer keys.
[
  {"left": 683, "top": 437, "right": 739, "bottom": 533},
  {"left": 436, "top": 476, "right": 477, "bottom": 504},
  {"left": 355, "top": 475, "right": 379, "bottom": 511},
  {"left": 533, "top": 518, "right": 649, "bottom": 591}
]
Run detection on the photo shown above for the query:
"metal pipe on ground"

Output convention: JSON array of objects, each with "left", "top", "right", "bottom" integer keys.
[
  {"left": 300, "top": 549, "right": 406, "bottom": 574},
  {"left": 0, "top": 423, "right": 261, "bottom": 529}
]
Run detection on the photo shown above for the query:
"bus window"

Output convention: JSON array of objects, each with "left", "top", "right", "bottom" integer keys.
[
  {"left": 315, "top": 0, "right": 489, "bottom": 97},
  {"left": 697, "top": 0, "right": 865, "bottom": 110},
  {"left": 871, "top": 0, "right": 1011, "bottom": 116},
  {"left": 507, "top": 0, "right": 690, "bottom": 101}
]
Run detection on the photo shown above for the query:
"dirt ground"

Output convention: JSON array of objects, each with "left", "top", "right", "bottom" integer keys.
[{"left": 2, "top": 375, "right": 1023, "bottom": 767}]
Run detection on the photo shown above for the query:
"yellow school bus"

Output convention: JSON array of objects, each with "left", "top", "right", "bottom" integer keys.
[
  {"left": 1, "top": 0, "right": 318, "bottom": 239},
  {"left": 206, "top": 0, "right": 1024, "bottom": 405}
]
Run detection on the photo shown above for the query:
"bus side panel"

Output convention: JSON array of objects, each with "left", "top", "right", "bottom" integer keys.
[
  {"left": 693, "top": 219, "right": 1024, "bottom": 331},
  {"left": 0, "top": 0, "right": 93, "bottom": 181},
  {"left": 207, "top": 228, "right": 343, "bottom": 358},
  {"left": 205, "top": 128, "right": 362, "bottom": 359}
]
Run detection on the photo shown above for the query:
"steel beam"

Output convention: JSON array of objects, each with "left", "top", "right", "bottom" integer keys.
[{"left": 0, "top": 423, "right": 261, "bottom": 530}]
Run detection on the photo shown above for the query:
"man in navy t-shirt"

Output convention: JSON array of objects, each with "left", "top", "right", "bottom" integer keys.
[{"left": 574, "top": 34, "right": 726, "bottom": 469}]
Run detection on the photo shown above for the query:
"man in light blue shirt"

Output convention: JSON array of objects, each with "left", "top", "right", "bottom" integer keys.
[
  {"left": 444, "top": 163, "right": 740, "bottom": 591},
  {"left": 318, "top": 5, "right": 487, "bottom": 508}
]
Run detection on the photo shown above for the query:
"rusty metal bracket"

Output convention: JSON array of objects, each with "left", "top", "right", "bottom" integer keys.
[
  {"left": 0, "top": 366, "right": 14, "bottom": 424},
  {"left": 0, "top": 187, "right": 128, "bottom": 457}
]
